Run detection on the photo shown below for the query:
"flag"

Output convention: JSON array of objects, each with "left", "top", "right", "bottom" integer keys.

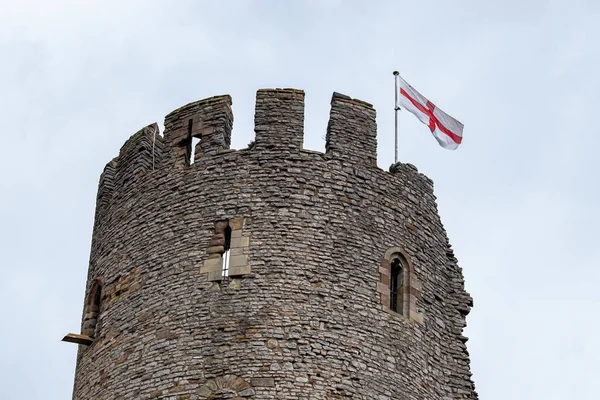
[{"left": 397, "top": 75, "right": 464, "bottom": 150}]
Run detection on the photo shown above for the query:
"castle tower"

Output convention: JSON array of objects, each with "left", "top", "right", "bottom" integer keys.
[{"left": 64, "top": 89, "right": 477, "bottom": 399}]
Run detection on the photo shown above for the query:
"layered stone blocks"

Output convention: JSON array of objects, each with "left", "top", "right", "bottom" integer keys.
[
  {"left": 254, "top": 88, "right": 304, "bottom": 150},
  {"left": 70, "top": 88, "right": 477, "bottom": 400},
  {"left": 326, "top": 92, "right": 377, "bottom": 167},
  {"left": 163, "top": 95, "right": 233, "bottom": 166}
]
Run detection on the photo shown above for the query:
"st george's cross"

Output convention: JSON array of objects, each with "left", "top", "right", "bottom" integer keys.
[{"left": 394, "top": 73, "right": 464, "bottom": 150}]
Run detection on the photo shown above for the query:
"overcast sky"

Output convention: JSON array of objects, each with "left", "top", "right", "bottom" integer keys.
[{"left": 1, "top": 0, "right": 599, "bottom": 398}]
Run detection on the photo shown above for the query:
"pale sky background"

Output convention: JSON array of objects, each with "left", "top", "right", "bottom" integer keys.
[{"left": 1, "top": 0, "right": 599, "bottom": 399}]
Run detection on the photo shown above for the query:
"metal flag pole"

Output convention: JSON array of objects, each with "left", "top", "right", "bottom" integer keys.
[{"left": 393, "top": 71, "right": 400, "bottom": 163}]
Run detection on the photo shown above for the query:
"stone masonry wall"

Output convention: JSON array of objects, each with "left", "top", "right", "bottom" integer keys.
[{"left": 72, "top": 89, "right": 476, "bottom": 400}]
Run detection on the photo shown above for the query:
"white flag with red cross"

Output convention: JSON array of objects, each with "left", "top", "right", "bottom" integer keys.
[{"left": 397, "top": 75, "right": 464, "bottom": 150}]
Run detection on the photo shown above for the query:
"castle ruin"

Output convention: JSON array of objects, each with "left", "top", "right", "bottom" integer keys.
[{"left": 64, "top": 89, "right": 477, "bottom": 399}]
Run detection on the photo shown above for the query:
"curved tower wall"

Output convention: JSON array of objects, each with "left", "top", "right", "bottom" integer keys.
[{"left": 72, "top": 89, "right": 476, "bottom": 399}]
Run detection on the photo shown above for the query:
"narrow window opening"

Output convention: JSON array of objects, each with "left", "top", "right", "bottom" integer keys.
[
  {"left": 190, "top": 136, "right": 201, "bottom": 164},
  {"left": 84, "top": 279, "right": 103, "bottom": 338},
  {"left": 91, "top": 284, "right": 101, "bottom": 337},
  {"left": 222, "top": 224, "right": 232, "bottom": 277},
  {"left": 185, "top": 119, "right": 193, "bottom": 166},
  {"left": 390, "top": 258, "right": 404, "bottom": 313}
]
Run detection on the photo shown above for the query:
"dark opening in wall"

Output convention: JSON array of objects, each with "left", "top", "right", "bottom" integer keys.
[
  {"left": 222, "top": 224, "right": 232, "bottom": 277},
  {"left": 390, "top": 258, "right": 403, "bottom": 312},
  {"left": 83, "top": 278, "right": 103, "bottom": 338}
]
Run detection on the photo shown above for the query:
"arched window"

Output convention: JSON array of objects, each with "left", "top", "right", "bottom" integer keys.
[
  {"left": 83, "top": 279, "right": 103, "bottom": 338},
  {"left": 378, "top": 247, "right": 423, "bottom": 323}
]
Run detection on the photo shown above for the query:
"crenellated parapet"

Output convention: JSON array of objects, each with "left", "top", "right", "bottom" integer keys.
[{"left": 101, "top": 88, "right": 413, "bottom": 179}]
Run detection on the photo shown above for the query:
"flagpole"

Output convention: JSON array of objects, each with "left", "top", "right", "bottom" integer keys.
[{"left": 393, "top": 71, "right": 400, "bottom": 163}]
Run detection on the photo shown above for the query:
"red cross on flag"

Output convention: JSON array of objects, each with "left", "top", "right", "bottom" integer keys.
[{"left": 397, "top": 75, "right": 464, "bottom": 150}]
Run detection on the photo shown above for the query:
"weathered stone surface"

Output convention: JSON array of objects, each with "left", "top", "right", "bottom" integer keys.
[
  {"left": 200, "top": 257, "right": 222, "bottom": 274},
  {"left": 229, "top": 265, "right": 251, "bottom": 277},
  {"left": 71, "top": 88, "right": 477, "bottom": 400},
  {"left": 206, "top": 245, "right": 225, "bottom": 254},
  {"left": 229, "top": 236, "right": 249, "bottom": 249}
]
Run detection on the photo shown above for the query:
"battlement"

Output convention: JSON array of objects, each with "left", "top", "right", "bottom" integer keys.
[
  {"left": 326, "top": 92, "right": 377, "bottom": 167},
  {"left": 254, "top": 88, "right": 305, "bottom": 150},
  {"left": 93, "top": 88, "right": 436, "bottom": 224},
  {"left": 104, "top": 88, "right": 430, "bottom": 181},
  {"left": 164, "top": 94, "right": 233, "bottom": 165}
]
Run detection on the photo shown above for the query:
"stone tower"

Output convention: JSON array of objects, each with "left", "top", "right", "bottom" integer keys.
[{"left": 65, "top": 89, "right": 477, "bottom": 399}]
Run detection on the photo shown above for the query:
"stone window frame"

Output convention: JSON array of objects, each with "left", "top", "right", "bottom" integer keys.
[
  {"left": 377, "top": 247, "right": 423, "bottom": 324},
  {"left": 200, "top": 217, "right": 251, "bottom": 282}
]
